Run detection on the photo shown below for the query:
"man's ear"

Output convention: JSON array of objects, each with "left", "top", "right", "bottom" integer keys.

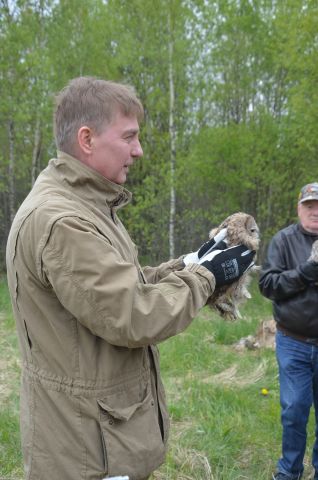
[
  {"left": 297, "top": 203, "right": 301, "bottom": 217},
  {"left": 78, "top": 126, "right": 93, "bottom": 154}
]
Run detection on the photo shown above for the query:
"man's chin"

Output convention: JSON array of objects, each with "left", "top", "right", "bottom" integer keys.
[
  {"left": 307, "top": 224, "right": 318, "bottom": 234},
  {"left": 116, "top": 174, "right": 127, "bottom": 185}
]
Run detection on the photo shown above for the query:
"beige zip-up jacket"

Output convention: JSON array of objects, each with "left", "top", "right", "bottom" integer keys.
[{"left": 6, "top": 152, "right": 215, "bottom": 480}]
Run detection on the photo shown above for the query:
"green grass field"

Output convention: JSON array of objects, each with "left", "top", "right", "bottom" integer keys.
[
  {"left": 0, "top": 276, "right": 24, "bottom": 479},
  {"left": 0, "top": 277, "right": 316, "bottom": 480}
]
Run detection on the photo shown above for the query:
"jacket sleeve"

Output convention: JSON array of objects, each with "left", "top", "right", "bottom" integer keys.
[
  {"left": 41, "top": 216, "right": 215, "bottom": 348},
  {"left": 259, "top": 233, "right": 306, "bottom": 301},
  {"left": 142, "top": 257, "right": 185, "bottom": 283}
]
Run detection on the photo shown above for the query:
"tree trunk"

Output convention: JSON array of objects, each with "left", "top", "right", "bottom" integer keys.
[
  {"left": 31, "top": 113, "right": 42, "bottom": 186},
  {"left": 8, "top": 119, "right": 15, "bottom": 225},
  {"left": 168, "top": 10, "right": 176, "bottom": 259}
]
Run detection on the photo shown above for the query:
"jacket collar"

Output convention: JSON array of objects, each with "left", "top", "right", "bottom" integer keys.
[{"left": 49, "top": 151, "right": 132, "bottom": 211}]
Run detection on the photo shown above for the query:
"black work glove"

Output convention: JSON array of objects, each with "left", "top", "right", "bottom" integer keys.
[
  {"left": 199, "top": 245, "right": 255, "bottom": 287},
  {"left": 197, "top": 228, "right": 228, "bottom": 257},
  {"left": 298, "top": 261, "right": 318, "bottom": 284},
  {"left": 183, "top": 228, "right": 227, "bottom": 266}
]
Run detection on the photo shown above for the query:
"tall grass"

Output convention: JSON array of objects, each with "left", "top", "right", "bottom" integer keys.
[
  {"left": 156, "top": 282, "right": 316, "bottom": 480},
  {"left": 0, "top": 278, "right": 316, "bottom": 479},
  {"left": 0, "top": 276, "right": 23, "bottom": 479}
]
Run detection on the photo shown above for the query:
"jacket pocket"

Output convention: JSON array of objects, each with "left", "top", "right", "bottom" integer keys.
[{"left": 97, "top": 390, "right": 166, "bottom": 480}]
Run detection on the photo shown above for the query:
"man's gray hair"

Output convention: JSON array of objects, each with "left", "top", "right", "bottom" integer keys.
[{"left": 53, "top": 76, "right": 144, "bottom": 155}]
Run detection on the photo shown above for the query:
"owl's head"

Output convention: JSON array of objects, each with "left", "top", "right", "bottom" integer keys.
[
  {"left": 243, "top": 215, "right": 260, "bottom": 247},
  {"left": 210, "top": 212, "right": 260, "bottom": 251}
]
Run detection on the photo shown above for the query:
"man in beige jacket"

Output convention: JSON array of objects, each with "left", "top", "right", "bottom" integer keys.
[{"left": 6, "top": 77, "right": 254, "bottom": 480}]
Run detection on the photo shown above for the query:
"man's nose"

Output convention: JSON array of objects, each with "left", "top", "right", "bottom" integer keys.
[{"left": 132, "top": 140, "right": 143, "bottom": 158}]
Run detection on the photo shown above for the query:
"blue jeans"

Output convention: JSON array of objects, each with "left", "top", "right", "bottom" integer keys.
[{"left": 276, "top": 330, "right": 318, "bottom": 479}]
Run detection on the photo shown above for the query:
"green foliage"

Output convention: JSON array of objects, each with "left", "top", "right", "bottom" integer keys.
[{"left": 1, "top": 0, "right": 318, "bottom": 266}]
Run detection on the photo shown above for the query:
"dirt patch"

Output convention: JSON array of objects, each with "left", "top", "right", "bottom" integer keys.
[{"left": 233, "top": 318, "right": 276, "bottom": 352}]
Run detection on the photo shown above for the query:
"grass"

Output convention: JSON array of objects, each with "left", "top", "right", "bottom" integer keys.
[
  {"left": 0, "top": 277, "right": 316, "bottom": 479},
  {"left": 0, "top": 276, "right": 24, "bottom": 479}
]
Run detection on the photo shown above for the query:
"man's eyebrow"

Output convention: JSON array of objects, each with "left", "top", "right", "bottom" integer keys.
[{"left": 123, "top": 128, "right": 139, "bottom": 135}]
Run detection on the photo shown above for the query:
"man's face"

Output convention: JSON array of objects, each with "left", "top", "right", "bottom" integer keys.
[
  {"left": 298, "top": 200, "right": 318, "bottom": 234},
  {"left": 87, "top": 111, "right": 143, "bottom": 184}
]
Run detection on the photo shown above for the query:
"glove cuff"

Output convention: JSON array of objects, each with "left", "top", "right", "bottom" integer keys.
[{"left": 183, "top": 251, "right": 200, "bottom": 266}]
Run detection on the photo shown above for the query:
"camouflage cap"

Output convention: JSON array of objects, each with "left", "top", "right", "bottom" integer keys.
[{"left": 298, "top": 182, "right": 318, "bottom": 204}]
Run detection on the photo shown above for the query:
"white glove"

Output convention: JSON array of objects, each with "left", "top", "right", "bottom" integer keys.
[{"left": 183, "top": 228, "right": 227, "bottom": 266}]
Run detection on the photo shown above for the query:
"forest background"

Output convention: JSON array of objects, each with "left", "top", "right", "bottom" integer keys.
[{"left": 1, "top": 0, "right": 318, "bottom": 269}]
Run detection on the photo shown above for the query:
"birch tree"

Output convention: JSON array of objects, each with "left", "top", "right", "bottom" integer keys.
[
  {"left": 1, "top": 0, "right": 318, "bottom": 266},
  {"left": 167, "top": 7, "right": 177, "bottom": 259},
  {"left": 104, "top": 0, "right": 193, "bottom": 261}
]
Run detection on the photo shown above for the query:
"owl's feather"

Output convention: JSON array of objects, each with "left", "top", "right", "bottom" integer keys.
[
  {"left": 309, "top": 240, "right": 318, "bottom": 263},
  {"left": 207, "top": 212, "right": 260, "bottom": 321}
]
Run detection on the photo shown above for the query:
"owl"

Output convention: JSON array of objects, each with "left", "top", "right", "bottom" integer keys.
[
  {"left": 309, "top": 239, "right": 318, "bottom": 286},
  {"left": 309, "top": 239, "right": 318, "bottom": 263},
  {"left": 206, "top": 212, "right": 260, "bottom": 321}
]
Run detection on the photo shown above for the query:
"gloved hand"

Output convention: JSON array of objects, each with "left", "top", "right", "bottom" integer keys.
[
  {"left": 298, "top": 261, "right": 318, "bottom": 284},
  {"left": 183, "top": 228, "right": 227, "bottom": 266},
  {"left": 198, "top": 244, "right": 255, "bottom": 287}
]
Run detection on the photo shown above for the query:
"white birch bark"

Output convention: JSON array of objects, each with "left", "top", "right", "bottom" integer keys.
[
  {"left": 31, "top": 113, "right": 41, "bottom": 186},
  {"left": 168, "top": 10, "right": 176, "bottom": 259},
  {"left": 8, "top": 119, "right": 15, "bottom": 224}
]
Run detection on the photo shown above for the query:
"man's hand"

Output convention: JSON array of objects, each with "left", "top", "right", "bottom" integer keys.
[
  {"left": 183, "top": 228, "right": 227, "bottom": 266},
  {"left": 298, "top": 261, "right": 318, "bottom": 284},
  {"left": 198, "top": 245, "right": 255, "bottom": 287}
]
